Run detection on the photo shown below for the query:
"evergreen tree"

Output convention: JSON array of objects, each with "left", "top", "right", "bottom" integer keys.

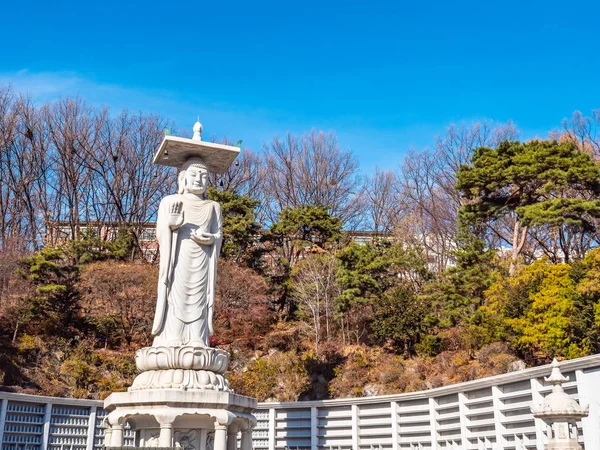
[
  {"left": 372, "top": 286, "right": 429, "bottom": 356},
  {"left": 457, "top": 139, "right": 600, "bottom": 265},
  {"left": 207, "top": 188, "right": 261, "bottom": 264},
  {"left": 268, "top": 205, "right": 342, "bottom": 314},
  {"left": 335, "top": 243, "right": 383, "bottom": 314},
  {"left": 13, "top": 232, "right": 135, "bottom": 338},
  {"left": 427, "top": 219, "right": 495, "bottom": 325},
  {"left": 419, "top": 218, "right": 497, "bottom": 356}
]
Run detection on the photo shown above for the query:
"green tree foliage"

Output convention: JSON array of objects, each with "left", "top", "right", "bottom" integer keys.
[
  {"left": 372, "top": 286, "right": 429, "bottom": 356},
  {"left": 336, "top": 241, "right": 431, "bottom": 314},
  {"left": 69, "top": 229, "right": 137, "bottom": 264},
  {"left": 335, "top": 243, "right": 383, "bottom": 314},
  {"left": 421, "top": 220, "right": 496, "bottom": 356},
  {"left": 270, "top": 205, "right": 342, "bottom": 264},
  {"left": 8, "top": 233, "right": 135, "bottom": 339},
  {"left": 268, "top": 205, "right": 342, "bottom": 313},
  {"left": 17, "top": 247, "right": 82, "bottom": 337},
  {"left": 335, "top": 241, "right": 433, "bottom": 352},
  {"left": 570, "top": 248, "right": 600, "bottom": 351},
  {"left": 457, "top": 139, "right": 600, "bottom": 263},
  {"left": 206, "top": 188, "right": 261, "bottom": 263}
]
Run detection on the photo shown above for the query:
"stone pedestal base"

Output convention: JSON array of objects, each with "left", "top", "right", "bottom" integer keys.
[
  {"left": 104, "top": 389, "right": 257, "bottom": 450},
  {"left": 130, "top": 369, "right": 231, "bottom": 391}
]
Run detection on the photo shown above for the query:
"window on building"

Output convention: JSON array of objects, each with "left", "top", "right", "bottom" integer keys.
[
  {"left": 58, "top": 226, "right": 73, "bottom": 240},
  {"left": 353, "top": 236, "right": 371, "bottom": 246},
  {"left": 140, "top": 227, "right": 156, "bottom": 242}
]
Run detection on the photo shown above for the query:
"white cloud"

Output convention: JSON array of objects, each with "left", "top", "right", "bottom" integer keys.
[
  {"left": 0, "top": 69, "right": 281, "bottom": 144},
  {"left": 0, "top": 70, "right": 121, "bottom": 102},
  {"left": 0, "top": 70, "right": 426, "bottom": 167}
]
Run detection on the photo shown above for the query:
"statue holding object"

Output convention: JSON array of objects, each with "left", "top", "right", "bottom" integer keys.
[
  {"left": 152, "top": 156, "right": 222, "bottom": 348},
  {"left": 127, "top": 121, "right": 241, "bottom": 391},
  {"left": 104, "top": 121, "right": 256, "bottom": 450}
]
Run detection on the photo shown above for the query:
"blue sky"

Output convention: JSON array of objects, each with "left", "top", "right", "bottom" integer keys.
[{"left": 1, "top": 0, "right": 599, "bottom": 173}]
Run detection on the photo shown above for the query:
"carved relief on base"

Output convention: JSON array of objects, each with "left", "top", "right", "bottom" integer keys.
[
  {"left": 129, "top": 369, "right": 232, "bottom": 392},
  {"left": 136, "top": 346, "right": 230, "bottom": 374},
  {"left": 205, "top": 431, "right": 214, "bottom": 450},
  {"left": 139, "top": 429, "right": 160, "bottom": 448},
  {"left": 174, "top": 430, "right": 199, "bottom": 450}
]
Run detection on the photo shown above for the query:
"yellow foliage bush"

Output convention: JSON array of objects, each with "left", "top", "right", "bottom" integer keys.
[{"left": 229, "top": 350, "right": 310, "bottom": 401}]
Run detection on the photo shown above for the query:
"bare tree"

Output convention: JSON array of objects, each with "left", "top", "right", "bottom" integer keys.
[
  {"left": 291, "top": 254, "right": 340, "bottom": 353},
  {"left": 0, "top": 86, "right": 20, "bottom": 250},
  {"left": 396, "top": 149, "right": 457, "bottom": 272},
  {"left": 0, "top": 85, "right": 180, "bottom": 257},
  {"left": 396, "top": 120, "right": 519, "bottom": 272},
  {"left": 43, "top": 98, "right": 95, "bottom": 240},
  {"left": 0, "top": 88, "right": 53, "bottom": 250},
  {"left": 13, "top": 96, "right": 55, "bottom": 249},
  {"left": 560, "top": 110, "right": 600, "bottom": 157},
  {"left": 262, "top": 130, "right": 362, "bottom": 226},
  {"left": 362, "top": 167, "right": 399, "bottom": 234},
  {"left": 79, "top": 109, "right": 175, "bottom": 256},
  {"left": 208, "top": 140, "right": 266, "bottom": 198}
]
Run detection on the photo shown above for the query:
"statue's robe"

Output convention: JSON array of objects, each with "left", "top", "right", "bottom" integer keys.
[{"left": 151, "top": 194, "right": 222, "bottom": 347}]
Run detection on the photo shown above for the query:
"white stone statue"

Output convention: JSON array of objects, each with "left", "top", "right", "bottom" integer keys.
[
  {"left": 105, "top": 122, "right": 255, "bottom": 450},
  {"left": 151, "top": 156, "right": 222, "bottom": 347}
]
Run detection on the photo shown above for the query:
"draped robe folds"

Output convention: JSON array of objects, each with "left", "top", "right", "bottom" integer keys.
[{"left": 151, "top": 194, "right": 222, "bottom": 347}]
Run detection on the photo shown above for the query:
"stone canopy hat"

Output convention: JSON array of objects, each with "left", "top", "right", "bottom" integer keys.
[{"left": 153, "top": 120, "right": 240, "bottom": 174}]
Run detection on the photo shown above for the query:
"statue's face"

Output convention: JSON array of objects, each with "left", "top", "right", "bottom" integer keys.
[{"left": 183, "top": 165, "right": 208, "bottom": 195}]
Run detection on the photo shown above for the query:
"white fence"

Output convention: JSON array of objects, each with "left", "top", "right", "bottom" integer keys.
[{"left": 2, "top": 354, "right": 600, "bottom": 450}]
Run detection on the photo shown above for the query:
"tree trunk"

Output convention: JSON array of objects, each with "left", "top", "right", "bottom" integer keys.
[
  {"left": 509, "top": 220, "right": 528, "bottom": 275},
  {"left": 12, "top": 321, "right": 19, "bottom": 344}
]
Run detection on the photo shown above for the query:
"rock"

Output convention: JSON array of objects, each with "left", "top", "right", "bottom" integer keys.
[
  {"left": 363, "top": 383, "right": 379, "bottom": 397},
  {"left": 509, "top": 359, "right": 526, "bottom": 371}
]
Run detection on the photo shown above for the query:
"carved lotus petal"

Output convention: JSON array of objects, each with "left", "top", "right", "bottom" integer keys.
[{"left": 135, "top": 346, "right": 230, "bottom": 374}]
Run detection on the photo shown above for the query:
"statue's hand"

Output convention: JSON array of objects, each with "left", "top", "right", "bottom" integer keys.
[
  {"left": 167, "top": 201, "right": 184, "bottom": 229},
  {"left": 191, "top": 230, "right": 215, "bottom": 246}
]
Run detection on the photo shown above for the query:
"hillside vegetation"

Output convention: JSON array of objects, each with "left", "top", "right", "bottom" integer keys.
[{"left": 2, "top": 87, "right": 600, "bottom": 400}]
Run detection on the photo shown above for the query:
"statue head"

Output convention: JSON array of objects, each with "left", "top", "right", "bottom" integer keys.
[{"left": 178, "top": 157, "right": 209, "bottom": 196}]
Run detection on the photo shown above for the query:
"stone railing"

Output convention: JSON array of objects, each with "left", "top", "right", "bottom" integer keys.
[{"left": 2, "top": 354, "right": 600, "bottom": 450}]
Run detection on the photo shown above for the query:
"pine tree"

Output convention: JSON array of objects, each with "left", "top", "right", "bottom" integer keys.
[{"left": 457, "top": 139, "right": 600, "bottom": 266}]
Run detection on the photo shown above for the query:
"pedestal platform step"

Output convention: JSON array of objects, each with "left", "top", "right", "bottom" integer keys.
[
  {"left": 104, "top": 389, "right": 257, "bottom": 450},
  {"left": 130, "top": 369, "right": 230, "bottom": 392}
]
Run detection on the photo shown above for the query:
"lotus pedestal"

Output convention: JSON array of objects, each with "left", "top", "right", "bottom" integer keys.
[{"left": 103, "top": 346, "right": 256, "bottom": 450}]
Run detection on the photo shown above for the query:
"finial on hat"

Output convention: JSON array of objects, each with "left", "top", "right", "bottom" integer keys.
[
  {"left": 193, "top": 118, "right": 203, "bottom": 142},
  {"left": 153, "top": 118, "right": 240, "bottom": 173}
]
